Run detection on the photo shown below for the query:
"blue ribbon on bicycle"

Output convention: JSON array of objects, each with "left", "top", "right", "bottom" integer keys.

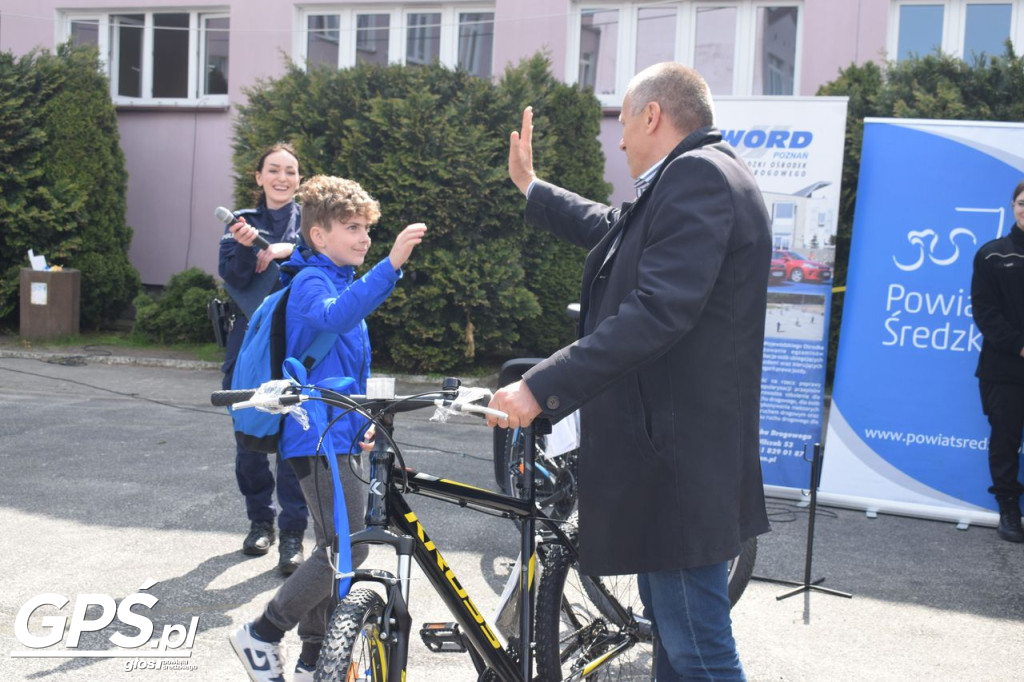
[{"left": 283, "top": 358, "right": 358, "bottom": 598}]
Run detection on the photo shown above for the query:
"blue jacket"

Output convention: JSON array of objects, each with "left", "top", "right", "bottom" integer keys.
[{"left": 279, "top": 247, "right": 400, "bottom": 459}]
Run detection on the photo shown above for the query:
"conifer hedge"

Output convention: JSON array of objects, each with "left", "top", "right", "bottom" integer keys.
[
  {"left": 232, "top": 55, "right": 610, "bottom": 372},
  {"left": 0, "top": 44, "right": 140, "bottom": 329}
]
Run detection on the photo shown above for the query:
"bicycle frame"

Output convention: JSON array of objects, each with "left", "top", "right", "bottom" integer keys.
[{"left": 346, "top": 411, "right": 558, "bottom": 682}]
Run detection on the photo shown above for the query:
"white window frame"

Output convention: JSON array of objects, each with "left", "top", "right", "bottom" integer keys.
[
  {"left": 568, "top": 1, "right": 803, "bottom": 107},
  {"left": 889, "top": 0, "right": 1022, "bottom": 61},
  {"left": 58, "top": 10, "right": 230, "bottom": 108},
  {"left": 295, "top": 5, "right": 495, "bottom": 75}
]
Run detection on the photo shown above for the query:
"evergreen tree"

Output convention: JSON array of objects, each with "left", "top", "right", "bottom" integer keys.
[
  {"left": 0, "top": 44, "right": 139, "bottom": 328},
  {"left": 233, "top": 55, "right": 608, "bottom": 372}
]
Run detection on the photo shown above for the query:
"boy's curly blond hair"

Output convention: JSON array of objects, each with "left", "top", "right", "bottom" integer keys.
[{"left": 297, "top": 175, "right": 381, "bottom": 250}]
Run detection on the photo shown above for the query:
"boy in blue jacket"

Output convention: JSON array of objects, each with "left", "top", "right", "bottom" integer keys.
[{"left": 230, "top": 175, "right": 427, "bottom": 682}]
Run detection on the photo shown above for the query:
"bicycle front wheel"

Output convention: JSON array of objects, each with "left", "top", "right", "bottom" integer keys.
[
  {"left": 315, "top": 588, "right": 388, "bottom": 682},
  {"left": 534, "top": 541, "right": 654, "bottom": 680}
]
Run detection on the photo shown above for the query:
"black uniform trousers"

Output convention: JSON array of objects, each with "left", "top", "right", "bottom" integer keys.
[{"left": 979, "top": 380, "right": 1024, "bottom": 500}]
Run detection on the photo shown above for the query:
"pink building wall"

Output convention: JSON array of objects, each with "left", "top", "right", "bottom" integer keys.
[
  {"left": 0, "top": 0, "right": 888, "bottom": 285},
  {"left": 800, "top": 0, "right": 890, "bottom": 94}
]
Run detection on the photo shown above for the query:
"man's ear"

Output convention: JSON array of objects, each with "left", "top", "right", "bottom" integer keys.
[{"left": 645, "top": 102, "right": 662, "bottom": 133}]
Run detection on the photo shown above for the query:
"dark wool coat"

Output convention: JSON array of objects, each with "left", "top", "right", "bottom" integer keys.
[{"left": 523, "top": 127, "right": 772, "bottom": 575}]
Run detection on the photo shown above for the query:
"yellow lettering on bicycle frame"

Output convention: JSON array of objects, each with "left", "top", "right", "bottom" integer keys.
[{"left": 403, "top": 512, "right": 501, "bottom": 649}]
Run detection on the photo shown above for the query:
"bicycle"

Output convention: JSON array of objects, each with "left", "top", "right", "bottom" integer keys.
[{"left": 213, "top": 376, "right": 659, "bottom": 681}]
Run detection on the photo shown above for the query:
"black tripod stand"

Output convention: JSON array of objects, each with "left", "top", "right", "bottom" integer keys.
[{"left": 756, "top": 442, "right": 852, "bottom": 601}]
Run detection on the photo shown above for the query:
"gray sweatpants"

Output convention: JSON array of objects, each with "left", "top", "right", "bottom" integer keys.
[{"left": 262, "top": 454, "right": 369, "bottom": 644}]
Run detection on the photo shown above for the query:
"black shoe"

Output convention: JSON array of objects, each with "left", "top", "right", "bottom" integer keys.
[
  {"left": 243, "top": 521, "right": 275, "bottom": 556},
  {"left": 996, "top": 499, "right": 1024, "bottom": 543},
  {"left": 278, "top": 530, "right": 305, "bottom": 575}
]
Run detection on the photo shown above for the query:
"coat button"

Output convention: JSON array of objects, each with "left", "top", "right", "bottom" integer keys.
[{"left": 546, "top": 396, "right": 560, "bottom": 411}]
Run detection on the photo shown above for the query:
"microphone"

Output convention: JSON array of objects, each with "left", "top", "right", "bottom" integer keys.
[{"left": 214, "top": 206, "right": 270, "bottom": 250}]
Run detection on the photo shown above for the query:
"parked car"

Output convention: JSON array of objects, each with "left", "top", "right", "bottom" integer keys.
[
  {"left": 773, "top": 249, "right": 832, "bottom": 283},
  {"left": 769, "top": 255, "right": 787, "bottom": 282}
]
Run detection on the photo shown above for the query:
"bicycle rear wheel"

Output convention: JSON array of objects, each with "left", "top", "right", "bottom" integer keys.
[
  {"left": 534, "top": 518, "right": 757, "bottom": 680},
  {"left": 534, "top": 538, "right": 654, "bottom": 680},
  {"left": 315, "top": 588, "right": 388, "bottom": 682},
  {"left": 726, "top": 536, "right": 757, "bottom": 606}
]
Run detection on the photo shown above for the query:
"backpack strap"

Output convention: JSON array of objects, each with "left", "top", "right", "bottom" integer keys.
[{"left": 300, "top": 332, "right": 336, "bottom": 371}]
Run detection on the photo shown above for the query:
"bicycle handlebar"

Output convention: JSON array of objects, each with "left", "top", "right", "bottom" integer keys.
[
  {"left": 210, "top": 380, "right": 508, "bottom": 421},
  {"left": 210, "top": 389, "right": 256, "bottom": 407}
]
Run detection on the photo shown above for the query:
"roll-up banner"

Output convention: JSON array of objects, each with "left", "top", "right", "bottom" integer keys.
[
  {"left": 718, "top": 97, "right": 849, "bottom": 491},
  {"left": 821, "top": 118, "right": 1024, "bottom": 526}
]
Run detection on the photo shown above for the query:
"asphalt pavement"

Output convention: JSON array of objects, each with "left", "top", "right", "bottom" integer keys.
[{"left": 0, "top": 348, "right": 1021, "bottom": 682}]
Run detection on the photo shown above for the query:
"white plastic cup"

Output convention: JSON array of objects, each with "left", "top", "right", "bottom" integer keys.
[{"left": 366, "top": 376, "right": 396, "bottom": 400}]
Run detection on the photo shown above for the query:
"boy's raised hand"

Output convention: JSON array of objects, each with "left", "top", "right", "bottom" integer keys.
[{"left": 389, "top": 223, "right": 427, "bottom": 271}]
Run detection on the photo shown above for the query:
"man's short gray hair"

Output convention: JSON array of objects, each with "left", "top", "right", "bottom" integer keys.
[{"left": 626, "top": 63, "right": 715, "bottom": 133}]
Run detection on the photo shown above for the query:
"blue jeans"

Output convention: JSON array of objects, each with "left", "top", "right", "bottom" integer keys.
[{"left": 637, "top": 562, "right": 746, "bottom": 681}]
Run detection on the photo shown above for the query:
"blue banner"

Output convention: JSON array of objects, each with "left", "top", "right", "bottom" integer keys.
[{"left": 822, "top": 119, "right": 1024, "bottom": 522}]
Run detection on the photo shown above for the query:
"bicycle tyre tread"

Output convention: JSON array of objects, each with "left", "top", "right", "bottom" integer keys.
[{"left": 315, "top": 588, "right": 386, "bottom": 682}]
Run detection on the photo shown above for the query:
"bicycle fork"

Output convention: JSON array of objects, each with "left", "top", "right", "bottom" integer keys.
[{"left": 345, "top": 418, "right": 416, "bottom": 682}]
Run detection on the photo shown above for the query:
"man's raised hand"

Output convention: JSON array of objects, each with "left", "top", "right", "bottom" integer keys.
[{"left": 508, "top": 106, "right": 537, "bottom": 196}]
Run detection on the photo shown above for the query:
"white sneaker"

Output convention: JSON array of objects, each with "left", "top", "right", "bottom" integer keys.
[
  {"left": 228, "top": 623, "right": 286, "bottom": 682},
  {"left": 293, "top": 660, "right": 315, "bottom": 682}
]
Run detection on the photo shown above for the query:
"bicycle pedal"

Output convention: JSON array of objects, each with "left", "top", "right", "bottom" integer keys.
[{"left": 419, "top": 622, "right": 468, "bottom": 653}]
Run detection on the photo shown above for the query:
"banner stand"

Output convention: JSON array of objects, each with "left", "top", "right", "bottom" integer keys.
[{"left": 754, "top": 443, "right": 853, "bottom": 601}]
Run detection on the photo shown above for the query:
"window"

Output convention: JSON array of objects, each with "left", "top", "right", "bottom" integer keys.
[
  {"left": 357, "top": 14, "right": 390, "bottom": 66},
  {"left": 636, "top": 7, "right": 678, "bottom": 73},
  {"left": 203, "top": 17, "right": 230, "bottom": 96},
  {"left": 458, "top": 13, "right": 495, "bottom": 78},
  {"left": 753, "top": 6, "right": 798, "bottom": 95},
  {"left": 300, "top": 6, "right": 495, "bottom": 77},
  {"left": 570, "top": 2, "right": 801, "bottom": 105},
  {"left": 60, "top": 11, "right": 229, "bottom": 106},
  {"left": 892, "top": 1, "right": 1015, "bottom": 62},
  {"left": 70, "top": 19, "right": 99, "bottom": 47},
  {"left": 308, "top": 15, "right": 341, "bottom": 69},
  {"left": 579, "top": 9, "right": 619, "bottom": 94},
  {"left": 694, "top": 6, "right": 737, "bottom": 94},
  {"left": 406, "top": 12, "right": 442, "bottom": 65}
]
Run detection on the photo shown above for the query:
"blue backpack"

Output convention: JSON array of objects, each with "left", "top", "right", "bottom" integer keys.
[{"left": 230, "top": 267, "right": 337, "bottom": 453}]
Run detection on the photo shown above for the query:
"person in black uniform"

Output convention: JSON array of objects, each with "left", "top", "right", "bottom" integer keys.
[
  {"left": 218, "top": 143, "right": 310, "bottom": 571},
  {"left": 971, "top": 179, "right": 1024, "bottom": 543}
]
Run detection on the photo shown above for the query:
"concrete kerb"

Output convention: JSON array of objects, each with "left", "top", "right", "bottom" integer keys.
[
  {"left": 0, "top": 348, "right": 220, "bottom": 371},
  {"left": 0, "top": 346, "right": 498, "bottom": 388}
]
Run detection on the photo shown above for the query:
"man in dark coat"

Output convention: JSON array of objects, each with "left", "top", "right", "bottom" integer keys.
[{"left": 489, "top": 63, "right": 771, "bottom": 680}]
